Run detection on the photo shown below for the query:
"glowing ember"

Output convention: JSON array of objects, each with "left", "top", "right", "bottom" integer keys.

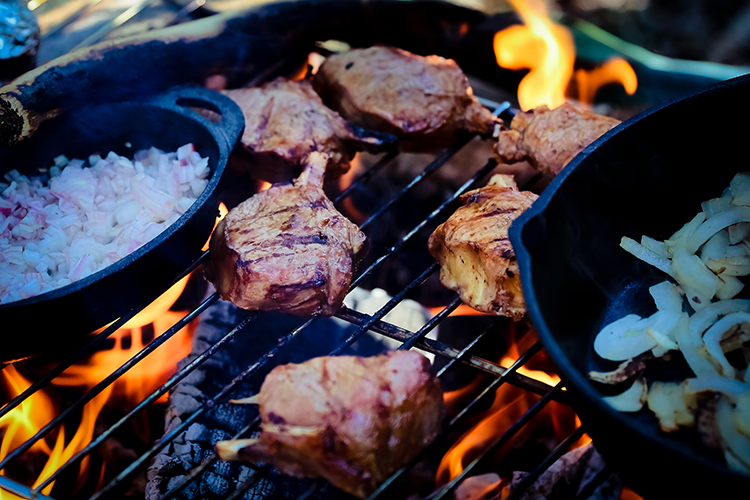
[{"left": 494, "top": 0, "right": 637, "bottom": 110}]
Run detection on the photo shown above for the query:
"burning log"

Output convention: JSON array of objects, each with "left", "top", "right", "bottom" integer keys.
[{"left": 506, "top": 443, "right": 622, "bottom": 500}]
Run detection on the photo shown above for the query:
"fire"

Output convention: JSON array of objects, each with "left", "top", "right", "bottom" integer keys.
[
  {"left": 494, "top": 0, "right": 636, "bottom": 110},
  {"left": 0, "top": 366, "right": 110, "bottom": 497},
  {"left": 429, "top": 304, "right": 493, "bottom": 317},
  {"left": 436, "top": 327, "right": 583, "bottom": 487},
  {"left": 0, "top": 226, "right": 213, "bottom": 496},
  {"left": 53, "top": 274, "right": 197, "bottom": 404}
]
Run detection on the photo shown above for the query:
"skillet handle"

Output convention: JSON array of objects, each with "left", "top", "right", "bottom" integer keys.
[{"left": 149, "top": 86, "right": 245, "bottom": 158}]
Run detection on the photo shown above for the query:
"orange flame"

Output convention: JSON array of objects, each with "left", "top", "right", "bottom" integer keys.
[
  {"left": 53, "top": 274, "right": 197, "bottom": 404},
  {"left": 0, "top": 366, "right": 110, "bottom": 496},
  {"left": 572, "top": 56, "right": 638, "bottom": 105},
  {"left": 436, "top": 327, "right": 581, "bottom": 486},
  {"left": 0, "top": 206, "right": 221, "bottom": 496},
  {"left": 494, "top": 0, "right": 636, "bottom": 110}
]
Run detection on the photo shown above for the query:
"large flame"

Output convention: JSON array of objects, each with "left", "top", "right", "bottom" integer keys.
[
  {"left": 436, "top": 327, "right": 586, "bottom": 488},
  {"left": 0, "top": 202, "right": 230, "bottom": 496},
  {"left": 494, "top": 0, "right": 636, "bottom": 110}
]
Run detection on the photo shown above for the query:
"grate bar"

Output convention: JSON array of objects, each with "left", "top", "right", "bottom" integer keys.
[
  {"left": 430, "top": 382, "right": 564, "bottom": 500},
  {"left": 504, "top": 425, "right": 586, "bottom": 500},
  {"left": 397, "top": 295, "right": 462, "bottom": 351},
  {"left": 332, "top": 150, "right": 399, "bottom": 204},
  {"left": 359, "top": 136, "right": 473, "bottom": 231},
  {"left": 161, "top": 416, "right": 263, "bottom": 500},
  {"left": 351, "top": 157, "right": 498, "bottom": 290},
  {"left": 0, "top": 252, "right": 207, "bottom": 423},
  {"left": 89, "top": 316, "right": 319, "bottom": 499},
  {"left": 330, "top": 261, "right": 439, "bottom": 356},
  {"left": 33, "top": 292, "right": 252, "bottom": 494},
  {"left": 366, "top": 336, "right": 542, "bottom": 499},
  {"left": 335, "top": 307, "right": 562, "bottom": 402},
  {"left": 0, "top": 280, "right": 211, "bottom": 476}
]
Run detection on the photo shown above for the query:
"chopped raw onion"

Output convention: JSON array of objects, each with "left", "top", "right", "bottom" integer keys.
[{"left": 0, "top": 144, "right": 210, "bottom": 304}]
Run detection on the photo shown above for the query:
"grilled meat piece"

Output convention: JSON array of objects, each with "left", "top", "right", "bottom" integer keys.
[
  {"left": 313, "top": 46, "right": 500, "bottom": 151},
  {"left": 495, "top": 102, "right": 620, "bottom": 175},
  {"left": 215, "top": 350, "right": 444, "bottom": 498},
  {"left": 204, "top": 152, "right": 367, "bottom": 316},
  {"left": 223, "top": 77, "right": 392, "bottom": 183},
  {"left": 428, "top": 174, "right": 538, "bottom": 320}
]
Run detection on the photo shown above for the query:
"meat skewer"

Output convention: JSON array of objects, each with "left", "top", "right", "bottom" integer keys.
[
  {"left": 204, "top": 151, "right": 367, "bottom": 316},
  {"left": 313, "top": 46, "right": 501, "bottom": 151},
  {"left": 494, "top": 102, "right": 620, "bottom": 176},
  {"left": 224, "top": 77, "right": 393, "bottom": 183},
  {"left": 428, "top": 174, "right": 538, "bottom": 320},
  {"left": 215, "top": 350, "right": 445, "bottom": 499}
]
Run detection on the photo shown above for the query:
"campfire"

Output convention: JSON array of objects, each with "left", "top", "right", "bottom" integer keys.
[{"left": 3, "top": 0, "right": 732, "bottom": 499}]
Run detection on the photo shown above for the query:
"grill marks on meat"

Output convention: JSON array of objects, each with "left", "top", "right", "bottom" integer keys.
[
  {"left": 204, "top": 152, "right": 367, "bottom": 316},
  {"left": 495, "top": 102, "right": 620, "bottom": 175},
  {"left": 215, "top": 351, "right": 445, "bottom": 499},
  {"left": 428, "top": 174, "right": 538, "bottom": 320},
  {"left": 313, "top": 46, "right": 500, "bottom": 151},
  {"left": 223, "top": 77, "right": 392, "bottom": 182}
]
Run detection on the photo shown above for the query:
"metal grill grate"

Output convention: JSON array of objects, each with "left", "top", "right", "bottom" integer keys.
[{"left": 0, "top": 8, "right": 618, "bottom": 499}]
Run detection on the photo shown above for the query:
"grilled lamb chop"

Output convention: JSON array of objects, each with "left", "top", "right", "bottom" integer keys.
[
  {"left": 313, "top": 46, "right": 500, "bottom": 151},
  {"left": 495, "top": 102, "right": 620, "bottom": 175},
  {"left": 204, "top": 152, "right": 367, "bottom": 316},
  {"left": 428, "top": 174, "right": 538, "bottom": 320},
  {"left": 223, "top": 77, "right": 392, "bottom": 183},
  {"left": 215, "top": 350, "right": 445, "bottom": 498}
]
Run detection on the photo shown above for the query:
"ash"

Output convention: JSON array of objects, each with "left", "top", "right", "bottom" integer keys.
[{"left": 146, "top": 293, "right": 420, "bottom": 500}]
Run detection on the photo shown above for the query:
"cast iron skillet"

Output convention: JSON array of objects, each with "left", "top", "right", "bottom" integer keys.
[
  {"left": 510, "top": 73, "right": 750, "bottom": 498},
  {"left": 0, "top": 86, "right": 244, "bottom": 363}
]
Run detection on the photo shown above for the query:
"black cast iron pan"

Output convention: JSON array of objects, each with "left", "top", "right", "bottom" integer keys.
[
  {"left": 0, "top": 86, "right": 244, "bottom": 363},
  {"left": 510, "top": 73, "right": 750, "bottom": 498}
]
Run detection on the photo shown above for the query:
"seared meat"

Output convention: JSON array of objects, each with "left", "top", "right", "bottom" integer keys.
[
  {"left": 313, "top": 46, "right": 500, "bottom": 151},
  {"left": 204, "top": 152, "right": 367, "bottom": 316},
  {"left": 223, "top": 77, "right": 391, "bottom": 182},
  {"left": 428, "top": 174, "right": 538, "bottom": 320},
  {"left": 495, "top": 102, "right": 620, "bottom": 175},
  {"left": 215, "top": 350, "right": 444, "bottom": 498}
]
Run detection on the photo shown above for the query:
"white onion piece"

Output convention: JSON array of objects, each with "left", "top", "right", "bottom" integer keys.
[
  {"left": 689, "top": 299, "right": 750, "bottom": 344},
  {"left": 703, "top": 196, "right": 733, "bottom": 218},
  {"left": 647, "top": 327, "right": 679, "bottom": 352},
  {"left": 668, "top": 212, "right": 706, "bottom": 253},
  {"left": 702, "top": 312, "right": 750, "bottom": 379},
  {"left": 647, "top": 381, "right": 696, "bottom": 432},
  {"left": 730, "top": 172, "right": 750, "bottom": 206},
  {"left": 700, "top": 230, "right": 730, "bottom": 262},
  {"left": 649, "top": 281, "right": 683, "bottom": 313},
  {"left": 735, "top": 392, "right": 750, "bottom": 439},
  {"left": 717, "top": 396, "right": 750, "bottom": 473},
  {"left": 602, "top": 378, "right": 647, "bottom": 412},
  {"left": 671, "top": 246, "right": 720, "bottom": 300},
  {"left": 676, "top": 315, "right": 721, "bottom": 377},
  {"left": 641, "top": 235, "right": 669, "bottom": 259},
  {"left": 716, "top": 274, "right": 745, "bottom": 300},
  {"left": 685, "top": 207, "right": 750, "bottom": 255},
  {"left": 594, "top": 314, "right": 656, "bottom": 361},
  {"left": 685, "top": 377, "right": 750, "bottom": 399},
  {"left": 729, "top": 223, "right": 750, "bottom": 245},
  {"left": 620, "top": 236, "right": 672, "bottom": 275}
]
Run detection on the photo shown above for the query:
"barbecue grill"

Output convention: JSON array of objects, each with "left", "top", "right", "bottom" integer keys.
[{"left": 0, "top": 1, "right": 740, "bottom": 499}]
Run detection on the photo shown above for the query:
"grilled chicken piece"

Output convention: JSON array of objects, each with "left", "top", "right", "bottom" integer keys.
[
  {"left": 313, "top": 46, "right": 500, "bottom": 151},
  {"left": 223, "top": 77, "right": 392, "bottom": 183},
  {"left": 204, "top": 152, "right": 367, "bottom": 316},
  {"left": 215, "top": 350, "right": 444, "bottom": 499},
  {"left": 495, "top": 102, "right": 620, "bottom": 175},
  {"left": 428, "top": 174, "right": 538, "bottom": 320}
]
